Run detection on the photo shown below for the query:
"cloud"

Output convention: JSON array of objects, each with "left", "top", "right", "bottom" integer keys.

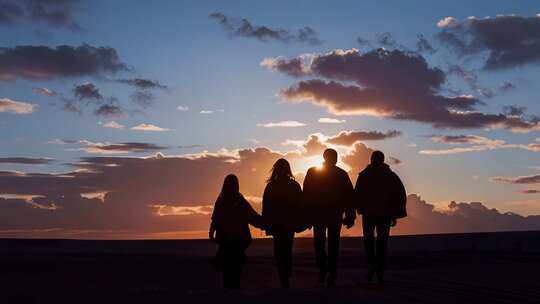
[
  {"left": 100, "top": 121, "right": 124, "bottom": 129},
  {"left": 491, "top": 174, "right": 540, "bottom": 185},
  {"left": 447, "top": 64, "right": 494, "bottom": 98},
  {"left": 0, "top": 157, "right": 53, "bottom": 164},
  {"left": 32, "top": 87, "right": 56, "bottom": 97},
  {"left": 116, "top": 78, "right": 167, "bottom": 90},
  {"left": 209, "top": 12, "right": 322, "bottom": 45},
  {"left": 265, "top": 48, "right": 540, "bottom": 132},
  {"left": 420, "top": 135, "right": 540, "bottom": 155},
  {"left": 200, "top": 110, "right": 213, "bottom": 114},
  {"left": 500, "top": 81, "right": 517, "bottom": 92},
  {"left": 0, "top": 44, "right": 127, "bottom": 81},
  {"left": 131, "top": 123, "right": 170, "bottom": 132},
  {"left": 176, "top": 105, "right": 189, "bottom": 112},
  {"left": 257, "top": 120, "right": 306, "bottom": 128},
  {"left": 94, "top": 102, "right": 125, "bottom": 118},
  {"left": 0, "top": 0, "right": 81, "bottom": 31},
  {"left": 79, "top": 142, "right": 167, "bottom": 154},
  {"left": 394, "top": 194, "right": 540, "bottom": 235},
  {"left": 0, "top": 97, "right": 35, "bottom": 114},
  {"left": 437, "top": 14, "right": 540, "bottom": 70},
  {"left": 416, "top": 33, "right": 436, "bottom": 54},
  {"left": 74, "top": 82, "right": 103, "bottom": 101},
  {"left": 318, "top": 117, "right": 346, "bottom": 124},
  {"left": 2, "top": 143, "right": 537, "bottom": 238},
  {"left": 326, "top": 130, "right": 401, "bottom": 145},
  {"left": 130, "top": 90, "right": 154, "bottom": 109}
]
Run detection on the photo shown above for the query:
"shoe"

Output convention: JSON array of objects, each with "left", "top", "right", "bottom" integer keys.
[
  {"left": 326, "top": 276, "right": 336, "bottom": 288},
  {"left": 318, "top": 271, "right": 327, "bottom": 284}
]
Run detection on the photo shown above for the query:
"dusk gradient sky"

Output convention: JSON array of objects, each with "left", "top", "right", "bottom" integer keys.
[{"left": 2, "top": 0, "right": 540, "bottom": 239}]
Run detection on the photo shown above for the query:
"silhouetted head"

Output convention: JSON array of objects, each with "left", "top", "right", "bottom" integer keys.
[
  {"left": 220, "top": 174, "right": 239, "bottom": 200},
  {"left": 323, "top": 148, "right": 338, "bottom": 166},
  {"left": 370, "top": 150, "right": 385, "bottom": 165},
  {"left": 267, "top": 158, "right": 294, "bottom": 183}
]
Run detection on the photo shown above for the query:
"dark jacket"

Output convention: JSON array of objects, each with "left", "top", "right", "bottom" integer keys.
[
  {"left": 354, "top": 163, "right": 407, "bottom": 218},
  {"left": 210, "top": 193, "right": 263, "bottom": 246},
  {"left": 262, "top": 178, "right": 303, "bottom": 235},
  {"left": 303, "top": 165, "right": 356, "bottom": 225}
]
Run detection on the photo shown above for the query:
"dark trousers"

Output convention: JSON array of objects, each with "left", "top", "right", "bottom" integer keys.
[
  {"left": 313, "top": 222, "right": 342, "bottom": 279},
  {"left": 218, "top": 242, "right": 247, "bottom": 289},
  {"left": 272, "top": 231, "right": 295, "bottom": 286},
  {"left": 362, "top": 215, "right": 391, "bottom": 271}
]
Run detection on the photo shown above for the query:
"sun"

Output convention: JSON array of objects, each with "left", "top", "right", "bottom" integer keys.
[{"left": 297, "top": 154, "right": 325, "bottom": 173}]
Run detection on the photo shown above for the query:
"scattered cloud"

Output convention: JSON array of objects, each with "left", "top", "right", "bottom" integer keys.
[
  {"left": 0, "top": 0, "right": 82, "bottom": 31},
  {"left": 0, "top": 97, "right": 35, "bottom": 114},
  {"left": 32, "top": 87, "right": 56, "bottom": 97},
  {"left": 209, "top": 12, "right": 322, "bottom": 45},
  {"left": 416, "top": 33, "right": 436, "bottom": 54},
  {"left": 326, "top": 130, "right": 401, "bottom": 145},
  {"left": 519, "top": 189, "right": 540, "bottom": 194},
  {"left": 74, "top": 82, "right": 103, "bottom": 101},
  {"left": 264, "top": 48, "right": 540, "bottom": 132},
  {"left": 491, "top": 174, "right": 540, "bottom": 185},
  {"left": 420, "top": 135, "right": 540, "bottom": 155},
  {"left": 130, "top": 90, "right": 154, "bottom": 109},
  {"left": 0, "top": 44, "right": 127, "bottom": 81},
  {"left": 80, "top": 142, "right": 167, "bottom": 154},
  {"left": 131, "top": 123, "right": 170, "bottom": 132},
  {"left": 116, "top": 78, "right": 167, "bottom": 90},
  {"left": 0, "top": 157, "right": 53, "bottom": 165},
  {"left": 176, "top": 105, "right": 189, "bottom": 112},
  {"left": 100, "top": 121, "right": 125, "bottom": 129},
  {"left": 437, "top": 14, "right": 540, "bottom": 70},
  {"left": 94, "top": 102, "right": 125, "bottom": 118},
  {"left": 257, "top": 120, "right": 306, "bottom": 128},
  {"left": 318, "top": 117, "right": 346, "bottom": 124},
  {"left": 200, "top": 110, "right": 213, "bottom": 114}
]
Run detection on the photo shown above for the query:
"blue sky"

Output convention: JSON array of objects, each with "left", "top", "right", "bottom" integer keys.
[{"left": 2, "top": 0, "right": 540, "bottom": 238}]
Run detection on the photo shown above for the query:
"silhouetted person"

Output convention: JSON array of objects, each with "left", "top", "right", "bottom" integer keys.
[
  {"left": 262, "top": 158, "right": 303, "bottom": 288},
  {"left": 303, "top": 149, "right": 356, "bottom": 287},
  {"left": 354, "top": 151, "right": 406, "bottom": 284},
  {"left": 209, "top": 174, "right": 264, "bottom": 289}
]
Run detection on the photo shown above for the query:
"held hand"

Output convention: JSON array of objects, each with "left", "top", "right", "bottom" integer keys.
[
  {"left": 390, "top": 219, "right": 397, "bottom": 227},
  {"left": 209, "top": 228, "right": 216, "bottom": 241}
]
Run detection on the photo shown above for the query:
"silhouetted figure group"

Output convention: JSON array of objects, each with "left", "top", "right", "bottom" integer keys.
[{"left": 209, "top": 149, "right": 407, "bottom": 289}]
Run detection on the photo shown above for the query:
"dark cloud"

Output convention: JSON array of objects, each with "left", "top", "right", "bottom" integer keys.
[
  {"left": 0, "top": 145, "right": 538, "bottom": 237},
  {"left": 430, "top": 135, "right": 491, "bottom": 145},
  {"left": 416, "top": 33, "right": 436, "bottom": 54},
  {"left": 491, "top": 174, "right": 540, "bottom": 185},
  {"left": 437, "top": 14, "right": 540, "bottom": 70},
  {"left": 74, "top": 82, "right": 103, "bottom": 101},
  {"left": 395, "top": 194, "right": 540, "bottom": 235},
  {"left": 264, "top": 48, "right": 540, "bottom": 132},
  {"left": 94, "top": 102, "right": 124, "bottom": 118},
  {"left": 32, "top": 87, "right": 56, "bottom": 96},
  {"left": 376, "top": 32, "right": 399, "bottom": 48},
  {"left": 447, "top": 64, "right": 494, "bottom": 98},
  {"left": 81, "top": 142, "right": 167, "bottom": 154},
  {"left": 130, "top": 90, "right": 154, "bottom": 109},
  {"left": 357, "top": 36, "right": 370, "bottom": 47},
  {"left": 117, "top": 78, "right": 167, "bottom": 90},
  {"left": 0, "top": 157, "right": 53, "bottom": 165},
  {"left": 209, "top": 12, "right": 322, "bottom": 45},
  {"left": 0, "top": 44, "right": 127, "bottom": 81},
  {"left": 0, "top": 0, "right": 81, "bottom": 31},
  {"left": 326, "top": 130, "right": 401, "bottom": 146},
  {"left": 500, "top": 81, "right": 517, "bottom": 92}
]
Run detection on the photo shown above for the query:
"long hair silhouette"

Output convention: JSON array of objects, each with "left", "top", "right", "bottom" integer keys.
[
  {"left": 267, "top": 158, "right": 295, "bottom": 183},
  {"left": 220, "top": 174, "right": 240, "bottom": 201}
]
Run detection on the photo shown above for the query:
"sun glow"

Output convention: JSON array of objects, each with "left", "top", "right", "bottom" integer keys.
[{"left": 296, "top": 154, "right": 325, "bottom": 173}]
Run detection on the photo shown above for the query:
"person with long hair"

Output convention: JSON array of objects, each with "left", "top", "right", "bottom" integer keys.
[
  {"left": 209, "top": 174, "right": 264, "bottom": 289},
  {"left": 261, "top": 158, "right": 303, "bottom": 288}
]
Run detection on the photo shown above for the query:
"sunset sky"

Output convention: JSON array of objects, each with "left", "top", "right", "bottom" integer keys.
[{"left": 2, "top": 0, "right": 540, "bottom": 239}]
